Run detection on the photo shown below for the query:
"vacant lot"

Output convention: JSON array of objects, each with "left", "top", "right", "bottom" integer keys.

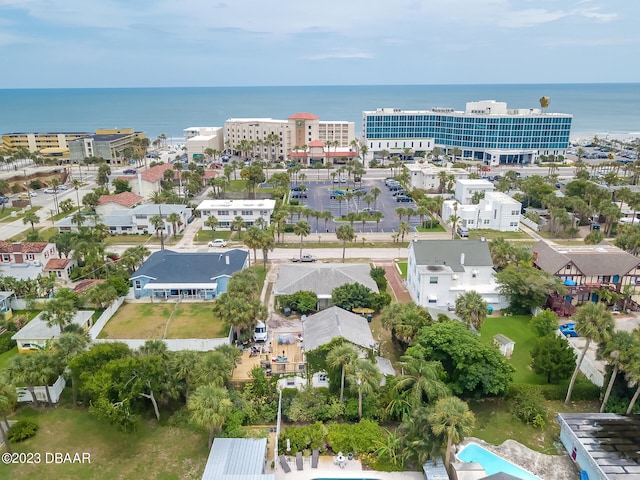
[
  {"left": 0, "top": 406, "right": 208, "bottom": 480},
  {"left": 98, "top": 302, "right": 227, "bottom": 339}
]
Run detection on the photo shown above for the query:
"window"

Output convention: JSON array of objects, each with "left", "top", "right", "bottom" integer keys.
[
  {"left": 134, "top": 280, "right": 142, "bottom": 289},
  {"left": 429, "top": 276, "right": 438, "bottom": 284},
  {"left": 565, "top": 264, "right": 571, "bottom": 270},
  {"left": 217, "top": 210, "right": 229, "bottom": 216},
  {"left": 318, "top": 373, "right": 328, "bottom": 383},
  {"left": 241, "top": 210, "right": 252, "bottom": 216},
  {"left": 511, "top": 210, "right": 519, "bottom": 215},
  {"left": 2, "top": 255, "right": 9, "bottom": 262},
  {"left": 26, "top": 254, "right": 35, "bottom": 260},
  {"left": 483, "top": 219, "right": 490, "bottom": 225}
]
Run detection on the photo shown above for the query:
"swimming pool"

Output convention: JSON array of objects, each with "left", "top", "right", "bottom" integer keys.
[{"left": 456, "top": 443, "right": 541, "bottom": 480}]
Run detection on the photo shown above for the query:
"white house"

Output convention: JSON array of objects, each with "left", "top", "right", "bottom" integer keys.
[
  {"left": 406, "top": 239, "right": 508, "bottom": 310},
  {"left": 12, "top": 310, "right": 94, "bottom": 353},
  {"left": 454, "top": 179, "right": 495, "bottom": 205},
  {"left": 405, "top": 164, "right": 469, "bottom": 191},
  {"left": 96, "top": 192, "right": 144, "bottom": 215},
  {"left": 0, "top": 242, "right": 58, "bottom": 280},
  {"left": 197, "top": 199, "right": 276, "bottom": 230},
  {"left": 56, "top": 204, "right": 192, "bottom": 236}
]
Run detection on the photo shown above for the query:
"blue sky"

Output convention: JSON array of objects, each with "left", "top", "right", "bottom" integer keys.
[{"left": 0, "top": 0, "right": 636, "bottom": 88}]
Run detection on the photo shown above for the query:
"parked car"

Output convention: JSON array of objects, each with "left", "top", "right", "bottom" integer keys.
[
  {"left": 392, "top": 190, "right": 406, "bottom": 197},
  {"left": 291, "top": 186, "right": 302, "bottom": 191},
  {"left": 292, "top": 254, "right": 317, "bottom": 263},
  {"left": 457, "top": 226, "right": 469, "bottom": 238},
  {"left": 0, "top": 197, "right": 8, "bottom": 204},
  {"left": 395, "top": 195, "right": 413, "bottom": 203},
  {"left": 43, "top": 188, "right": 56, "bottom": 194},
  {"left": 290, "top": 193, "right": 307, "bottom": 199},
  {"left": 330, "top": 191, "right": 345, "bottom": 200},
  {"left": 58, "top": 185, "right": 70, "bottom": 190},
  {"left": 559, "top": 323, "right": 579, "bottom": 337},
  {"left": 207, "top": 239, "right": 227, "bottom": 248},
  {"left": 123, "top": 169, "right": 137, "bottom": 175}
]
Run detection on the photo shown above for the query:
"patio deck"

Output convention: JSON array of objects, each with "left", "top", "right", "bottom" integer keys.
[{"left": 232, "top": 330, "right": 305, "bottom": 381}]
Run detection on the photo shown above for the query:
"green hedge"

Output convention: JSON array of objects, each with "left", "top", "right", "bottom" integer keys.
[
  {"left": 0, "top": 330, "right": 16, "bottom": 354},
  {"left": 508, "top": 382, "right": 600, "bottom": 401}
]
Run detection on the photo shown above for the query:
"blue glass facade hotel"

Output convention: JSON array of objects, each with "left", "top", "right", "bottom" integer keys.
[{"left": 362, "top": 100, "right": 572, "bottom": 165}]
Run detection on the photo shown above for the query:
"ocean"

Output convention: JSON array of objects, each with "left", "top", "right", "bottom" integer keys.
[{"left": 0, "top": 83, "right": 638, "bottom": 143}]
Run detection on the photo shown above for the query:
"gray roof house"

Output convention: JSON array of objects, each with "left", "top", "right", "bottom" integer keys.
[
  {"left": 12, "top": 310, "right": 94, "bottom": 353},
  {"left": 201, "top": 437, "right": 273, "bottom": 480},
  {"left": 407, "top": 239, "right": 507, "bottom": 310},
  {"left": 557, "top": 412, "right": 640, "bottom": 480},
  {"left": 274, "top": 263, "right": 379, "bottom": 310},
  {"left": 302, "top": 306, "right": 394, "bottom": 387},
  {"left": 131, "top": 249, "right": 248, "bottom": 300}
]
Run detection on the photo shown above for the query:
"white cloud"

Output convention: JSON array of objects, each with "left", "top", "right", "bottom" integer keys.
[{"left": 305, "top": 50, "right": 374, "bottom": 61}]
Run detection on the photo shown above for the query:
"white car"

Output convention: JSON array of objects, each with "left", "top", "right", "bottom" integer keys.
[
  {"left": 208, "top": 239, "right": 227, "bottom": 248},
  {"left": 58, "top": 185, "right": 70, "bottom": 190}
]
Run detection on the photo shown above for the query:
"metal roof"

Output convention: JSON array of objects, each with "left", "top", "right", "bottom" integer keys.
[
  {"left": 302, "top": 306, "right": 376, "bottom": 352},
  {"left": 201, "top": 438, "right": 273, "bottom": 480},
  {"left": 410, "top": 239, "right": 494, "bottom": 272},
  {"left": 12, "top": 310, "right": 94, "bottom": 341},
  {"left": 274, "top": 263, "right": 379, "bottom": 297}
]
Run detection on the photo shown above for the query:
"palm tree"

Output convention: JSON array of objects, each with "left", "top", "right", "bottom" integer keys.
[
  {"left": 326, "top": 343, "right": 358, "bottom": 403},
  {"left": 565, "top": 302, "right": 615, "bottom": 405},
  {"left": 231, "top": 216, "right": 245, "bottom": 238},
  {"left": 0, "top": 384, "right": 17, "bottom": 453},
  {"left": 72, "top": 179, "right": 81, "bottom": 209},
  {"left": 598, "top": 330, "right": 637, "bottom": 412},
  {"left": 347, "top": 358, "right": 381, "bottom": 420},
  {"left": 22, "top": 211, "right": 40, "bottom": 232},
  {"left": 166, "top": 212, "right": 181, "bottom": 239},
  {"left": 428, "top": 396, "right": 476, "bottom": 469},
  {"left": 370, "top": 187, "right": 381, "bottom": 210},
  {"left": 244, "top": 225, "right": 263, "bottom": 266},
  {"left": 455, "top": 291, "right": 488, "bottom": 330},
  {"left": 293, "top": 220, "right": 311, "bottom": 261},
  {"left": 395, "top": 351, "right": 449, "bottom": 408},
  {"left": 371, "top": 211, "right": 384, "bottom": 232},
  {"left": 204, "top": 215, "right": 219, "bottom": 231},
  {"left": 52, "top": 331, "right": 89, "bottom": 405},
  {"left": 188, "top": 384, "right": 232, "bottom": 448},
  {"left": 336, "top": 224, "right": 356, "bottom": 263},
  {"left": 398, "top": 221, "right": 411, "bottom": 242},
  {"left": 321, "top": 210, "right": 333, "bottom": 233}
]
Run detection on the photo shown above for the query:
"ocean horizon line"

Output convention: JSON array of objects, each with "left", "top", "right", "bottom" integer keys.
[{"left": 1, "top": 81, "right": 639, "bottom": 91}]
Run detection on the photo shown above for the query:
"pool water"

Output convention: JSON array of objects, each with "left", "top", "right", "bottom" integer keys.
[{"left": 456, "top": 443, "right": 541, "bottom": 480}]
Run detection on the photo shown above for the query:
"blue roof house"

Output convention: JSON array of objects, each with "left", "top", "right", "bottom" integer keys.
[{"left": 130, "top": 249, "right": 248, "bottom": 300}]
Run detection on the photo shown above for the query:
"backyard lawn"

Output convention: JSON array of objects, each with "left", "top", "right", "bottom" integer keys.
[
  {"left": 166, "top": 303, "right": 229, "bottom": 338},
  {"left": 0, "top": 346, "right": 18, "bottom": 370},
  {"left": 469, "top": 229, "right": 532, "bottom": 240},
  {"left": 478, "top": 315, "right": 547, "bottom": 384},
  {"left": 0, "top": 406, "right": 209, "bottom": 480},
  {"left": 97, "top": 302, "right": 228, "bottom": 339}
]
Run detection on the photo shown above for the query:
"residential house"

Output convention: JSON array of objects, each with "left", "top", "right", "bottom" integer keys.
[
  {"left": 130, "top": 249, "right": 248, "bottom": 300},
  {"left": 201, "top": 437, "right": 273, "bottom": 480},
  {"left": 442, "top": 179, "right": 522, "bottom": 232},
  {"left": 531, "top": 240, "right": 640, "bottom": 313},
  {"left": 274, "top": 263, "right": 379, "bottom": 310},
  {"left": 43, "top": 258, "right": 77, "bottom": 283},
  {"left": 557, "top": 413, "right": 640, "bottom": 480},
  {"left": 407, "top": 239, "right": 507, "bottom": 310},
  {"left": 405, "top": 163, "right": 469, "bottom": 192},
  {"left": 302, "top": 306, "right": 394, "bottom": 388},
  {"left": 12, "top": 310, "right": 94, "bottom": 353},
  {"left": 96, "top": 192, "right": 144, "bottom": 215},
  {"left": 0, "top": 242, "right": 58, "bottom": 280},
  {"left": 0, "top": 291, "right": 15, "bottom": 318},
  {"left": 197, "top": 199, "right": 276, "bottom": 230},
  {"left": 56, "top": 204, "right": 192, "bottom": 236},
  {"left": 125, "top": 163, "right": 174, "bottom": 197}
]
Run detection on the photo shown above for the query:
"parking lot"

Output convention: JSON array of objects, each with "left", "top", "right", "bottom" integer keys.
[{"left": 287, "top": 177, "right": 421, "bottom": 234}]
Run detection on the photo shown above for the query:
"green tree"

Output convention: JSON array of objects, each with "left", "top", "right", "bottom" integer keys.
[
  {"left": 0, "top": 384, "right": 17, "bottom": 452},
  {"left": 112, "top": 178, "right": 132, "bottom": 194},
  {"left": 188, "top": 384, "right": 232, "bottom": 448},
  {"left": 565, "top": 302, "right": 615, "bottom": 405},
  {"left": 22, "top": 211, "right": 40, "bottom": 232},
  {"left": 332, "top": 283, "right": 376, "bottom": 312},
  {"left": 379, "top": 302, "right": 432, "bottom": 346},
  {"left": 347, "top": 358, "right": 381, "bottom": 420},
  {"left": 395, "top": 347, "right": 449, "bottom": 409},
  {"left": 326, "top": 343, "right": 358, "bottom": 403},
  {"left": 495, "top": 264, "right": 566, "bottom": 313},
  {"left": 531, "top": 335, "right": 577, "bottom": 383},
  {"left": 335, "top": 224, "right": 356, "bottom": 262},
  {"left": 166, "top": 212, "right": 181, "bottom": 239},
  {"left": 293, "top": 220, "right": 311, "bottom": 261},
  {"left": 531, "top": 309, "right": 559, "bottom": 337},
  {"left": 454, "top": 291, "right": 488, "bottom": 331},
  {"left": 598, "top": 330, "right": 637, "bottom": 412},
  {"left": 52, "top": 331, "right": 90, "bottom": 404},
  {"left": 429, "top": 396, "right": 476, "bottom": 468},
  {"left": 96, "top": 163, "right": 111, "bottom": 187},
  {"left": 40, "top": 288, "right": 79, "bottom": 333},
  {"left": 244, "top": 225, "right": 263, "bottom": 266}
]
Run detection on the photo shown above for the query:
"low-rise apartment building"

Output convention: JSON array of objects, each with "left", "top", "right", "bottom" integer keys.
[
  {"left": 196, "top": 199, "right": 276, "bottom": 230},
  {"left": 405, "top": 164, "right": 469, "bottom": 192}
]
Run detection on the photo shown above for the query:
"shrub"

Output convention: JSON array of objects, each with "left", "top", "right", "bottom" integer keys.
[
  {"left": 8, "top": 419, "right": 39, "bottom": 442},
  {"left": 283, "top": 224, "right": 295, "bottom": 233},
  {"left": 511, "top": 387, "right": 548, "bottom": 428},
  {"left": 278, "top": 422, "right": 327, "bottom": 454},
  {"left": 530, "top": 309, "right": 559, "bottom": 337},
  {"left": 286, "top": 388, "right": 343, "bottom": 423},
  {"left": 326, "top": 420, "right": 382, "bottom": 455},
  {"left": 0, "top": 329, "right": 17, "bottom": 354}
]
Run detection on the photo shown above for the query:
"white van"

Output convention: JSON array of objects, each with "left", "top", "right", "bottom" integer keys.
[{"left": 253, "top": 321, "right": 268, "bottom": 343}]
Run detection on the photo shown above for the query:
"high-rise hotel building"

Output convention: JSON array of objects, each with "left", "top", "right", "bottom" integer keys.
[{"left": 362, "top": 100, "right": 572, "bottom": 166}]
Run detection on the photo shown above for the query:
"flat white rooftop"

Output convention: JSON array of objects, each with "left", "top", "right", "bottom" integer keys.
[{"left": 196, "top": 199, "right": 276, "bottom": 210}]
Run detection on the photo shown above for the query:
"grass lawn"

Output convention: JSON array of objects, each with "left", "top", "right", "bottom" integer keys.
[
  {"left": 415, "top": 223, "right": 445, "bottom": 233},
  {"left": 478, "top": 315, "right": 547, "bottom": 385},
  {"left": 469, "top": 229, "right": 532, "bottom": 240},
  {"left": 103, "top": 234, "right": 154, "bottom": 246},
  {"left": 0, "top": 406, "right": 209, "bottom": 480},
  {"left": 227, "top": 179, "right": 249, "bottom": 192},
  {"left": 97, "top": 303, "right": 172, "bottom": 339},
  {"left": 396, "top": 261, "right": 407, "bottom": 279},
  {"left": 194, "top": 229, "right": 232, "bottom": 243},
  {"left": 0, "top": 346, "right": 18, "bottom": 370},
  {"left": 167, "top": 303, "right": 229, "bottom": 338},
  {"left": 469, "top": 397, "right": 599, "bottom": 454},
  {"left": 0, "top": 208, "right": 23, "bottom": 222},
  {"left": 368, "top": 314, "right": 403, "bottom": 366}
]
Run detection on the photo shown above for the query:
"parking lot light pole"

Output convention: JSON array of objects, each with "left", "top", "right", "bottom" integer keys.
[{"left": 24, "top": 170, "right": 32, "bottom": 208}]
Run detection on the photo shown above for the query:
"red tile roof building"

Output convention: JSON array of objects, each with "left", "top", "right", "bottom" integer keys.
[{"left": 99, "top": 192, "right": 144, "bottom": 208}]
